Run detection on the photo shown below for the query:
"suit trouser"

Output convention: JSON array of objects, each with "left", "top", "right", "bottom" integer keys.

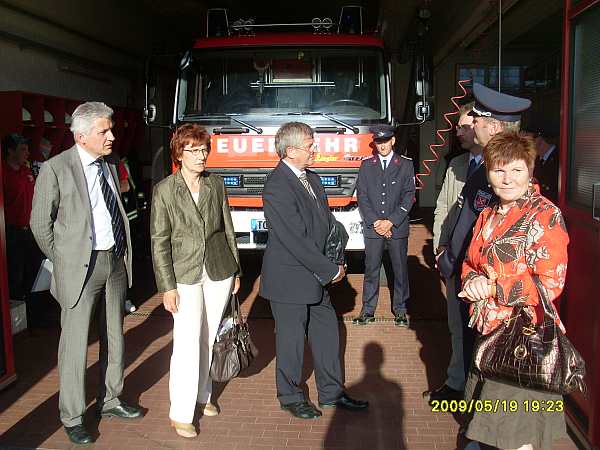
[
  {"left": 169, "top": 269, "right": 233, "bottom": 423},
  {"left": 58, "top": 249, "right": 126, "bottom": 427},
  {"left": 269, "top": 291, "right": 343, "bottom": 405},
  {"left": 444, "top": 275, "right": 475, "bottom": 391},
  {"left": 362, "top": 237, "right": 410, "bottom": 315}
]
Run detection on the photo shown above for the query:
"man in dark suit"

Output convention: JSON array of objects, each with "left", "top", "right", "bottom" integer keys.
[
  {"left": 533, "top": 132, "right": 559, "bottom": 203},
  {"left": 30, "top": 102, "right": 142, "bottom": 445},
  {"left": 260, "top": 122, "right": 368, "bottom": 419},
  {"left": 354, "top": 125, "right": 415, "bottom": 327}
]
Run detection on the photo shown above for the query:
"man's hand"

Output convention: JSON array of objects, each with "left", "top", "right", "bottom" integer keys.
[
  {"left": 232, "top": 276, "right": 241, "bottom": 295},
  {"left": 163, "top": 289, "right": 180, "bottom": 314},
  {"left": 331, "top": 264, "right": 346, "bottom": 284},
  {"left": 374, "top": 219, "right": 393, "bottom": 236},
  {"left": 434, "top": 245, "right": 447, "bottom": 269}
]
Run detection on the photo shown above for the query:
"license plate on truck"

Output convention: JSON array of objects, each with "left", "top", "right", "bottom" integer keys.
[{"left": 251, "top": 219, "right": 268, "bottom": 231}]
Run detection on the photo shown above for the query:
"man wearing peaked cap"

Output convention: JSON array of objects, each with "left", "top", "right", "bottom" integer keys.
[
  {"left": 355, "top": 124, "right": 415, "bottom": 327},
  {"left": 468, "top": 82, "right": 531, "bottom": 147},
  {"left": 431, "top": 84, "right": 531, "bottom": 405},
  {"left": 369, "top": 124, "right": 396, "bottom": 142}
]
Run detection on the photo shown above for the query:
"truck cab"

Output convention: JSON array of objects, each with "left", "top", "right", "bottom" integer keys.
[{"left": 169, "top": 20, "right": 392, "bottom": 250}]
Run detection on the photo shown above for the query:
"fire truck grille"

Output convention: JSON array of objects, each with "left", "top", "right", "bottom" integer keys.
[
  {"left": 213, "top": 169, "right": 358, "bottom": 198},
  {"left": 243, "top": 176, "right": 267, "bottom": 185}
]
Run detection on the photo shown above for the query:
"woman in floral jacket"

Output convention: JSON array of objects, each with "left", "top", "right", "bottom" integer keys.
[{"left": 459, "top": 132, "right": 569, "bottom": 450}]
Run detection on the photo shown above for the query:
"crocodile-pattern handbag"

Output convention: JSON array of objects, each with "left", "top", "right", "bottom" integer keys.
[{"left": 473, "top": 275, "right": 586, "bottom": 395}]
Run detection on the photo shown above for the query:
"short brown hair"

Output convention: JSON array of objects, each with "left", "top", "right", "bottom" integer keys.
[
  {"left": 458, "top": 101, "right": 475, "bottom": 117},
  {"left": 484, "top": 132, "right": 536, "bottom": 171},
  {"left": 170, "top": 123, "right": 211, "bottom": 169}
]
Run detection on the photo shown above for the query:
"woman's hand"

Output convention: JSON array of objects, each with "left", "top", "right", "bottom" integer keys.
[
  {"left": 458, "top": 275, "right": 496, "bottom": 302},
  {"left": 163, "top": 289, "right": 180, "bottom": 314},
  {"left": 232, "top": 276, "right": 241, "bottom": 295}
]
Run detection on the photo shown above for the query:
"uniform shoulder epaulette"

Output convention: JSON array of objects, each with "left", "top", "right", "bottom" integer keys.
[{"left": 401, "top": 155, "right": 412, "bottom": 160}]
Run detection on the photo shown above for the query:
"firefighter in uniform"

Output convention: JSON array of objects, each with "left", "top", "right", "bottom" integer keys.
[
  {"left": 354, "top": 125, "right": 415, "bottom": 327},
  {"left": 430, "top": 83, "right": 531, "bottom": 403}
]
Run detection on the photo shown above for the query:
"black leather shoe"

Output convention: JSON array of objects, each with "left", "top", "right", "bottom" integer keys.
[
  {"left": 100, "top": 402, "right": 143, "bottom": 419},
  {"left": 319, "top": 392, "right": 369, "bottom": 411},
  {"left": 352, "top": 312, "right": 375, "bottom": 325},
  {"left": 280, "top": 401, "right": 322, "bottom": 419},
  {"left": 64, "top": 425, "right": 94, "bottom": 445},
  {"left": 423, "top": 384, "right": 464, "bottom": 404},
  {"left": 394, "top": 312, "right": 409, "bottom": 327}
]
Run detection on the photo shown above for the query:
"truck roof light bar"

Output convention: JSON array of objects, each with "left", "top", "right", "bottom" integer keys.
[{"left": 231, "top": 18, "right": 336, "bottom": 35}]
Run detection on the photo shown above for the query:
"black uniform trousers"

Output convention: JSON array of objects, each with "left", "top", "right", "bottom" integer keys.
[
  {"left": 269, "top": 291, "right": 343, "bottom": 406},
  {"left": 362, "top": 236, "right": 409, "bottom": 315}
]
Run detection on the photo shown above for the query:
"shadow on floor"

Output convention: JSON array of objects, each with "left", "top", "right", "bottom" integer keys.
[{"left": 324, "top": 342, "right": 406, "bottom": 450}]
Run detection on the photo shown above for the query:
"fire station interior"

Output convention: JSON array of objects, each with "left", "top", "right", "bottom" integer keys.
[{"left": 1, "top": 0, "right": 599, "bottom": 448}]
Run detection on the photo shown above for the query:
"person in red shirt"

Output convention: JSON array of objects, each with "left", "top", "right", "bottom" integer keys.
[{"left": 2, "top": 133, "right": 44, "bottom": 325}]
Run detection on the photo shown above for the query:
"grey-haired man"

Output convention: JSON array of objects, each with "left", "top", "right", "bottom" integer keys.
[{"left": 31, "top": 102, "right": 142, "bottom": 445}]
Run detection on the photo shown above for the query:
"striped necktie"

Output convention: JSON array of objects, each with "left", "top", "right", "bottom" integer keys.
[
  {"left": 299, "top": 173, "right": 317, "bottom": 200},
  {"left": 93, "top": 159, "right": 126, "bottom": 258}
]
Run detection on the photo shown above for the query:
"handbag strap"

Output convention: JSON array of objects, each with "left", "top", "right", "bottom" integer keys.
[
  {"left": 530, "top": 274, "right": 560, "bottom": 322},
  {"left": 230, "top": 293, "right": 245, "bottom": 326}
]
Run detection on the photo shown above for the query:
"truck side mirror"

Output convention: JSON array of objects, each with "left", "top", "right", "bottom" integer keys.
[
  {"left": 415, "top": 100, "right": 432, "bottom": 121},
  {"left": 144, "top": 104, "right": 157, "bottom": 124}
]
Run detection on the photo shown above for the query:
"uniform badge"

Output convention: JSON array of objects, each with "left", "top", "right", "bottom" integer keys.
[{"left": 474, "top": 189, "right": 492, "bottom": 211}]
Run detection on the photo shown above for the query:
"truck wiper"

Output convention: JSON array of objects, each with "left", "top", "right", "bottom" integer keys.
[
  {"left": 225, "top": 114, "right": 263, "bottom": 134},
  {"left": 308, "top": 112, "right": 359, "bottom": 134},
  {"left": 182, "top": 113, "right": 263, "bottom": 134}
]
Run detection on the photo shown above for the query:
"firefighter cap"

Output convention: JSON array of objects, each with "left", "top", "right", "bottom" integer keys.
[
  {"left": 369, "top": 124, "right": 395, "bottom": 142},
  {"left": 469, "top": 82, "right": 531, "bottom": 122}
]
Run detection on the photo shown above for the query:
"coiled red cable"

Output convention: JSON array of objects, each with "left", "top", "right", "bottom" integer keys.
[{"left": 415, "top": 79, "right": 469, "bottom": 190}]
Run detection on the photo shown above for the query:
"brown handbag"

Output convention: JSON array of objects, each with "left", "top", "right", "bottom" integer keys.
[
  {"left": 472, "top": 275, "right": 586, "bottom": 395},
  {"left": 210, "top": 295, "right": 258, "bottom": 383}
]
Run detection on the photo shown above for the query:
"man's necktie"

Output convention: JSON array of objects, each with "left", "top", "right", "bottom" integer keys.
[
  {"left": 93, "top": 159, "right": 126, "bottom": 258},
  {"left": 299, "top": 173, "right": 317, "bottom": 200},
  {"left": 382, "top": 159, "right": 388, "bottom": 171},
  {"left": 467, "top": 157, "right": 478, "bottom": 179}
]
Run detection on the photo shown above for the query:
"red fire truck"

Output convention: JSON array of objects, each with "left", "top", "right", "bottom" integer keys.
[{"left": 148, "top": 8, "right": 400, "bottom": 250}]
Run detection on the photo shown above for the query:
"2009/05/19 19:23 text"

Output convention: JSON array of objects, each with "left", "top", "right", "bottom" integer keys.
[{"left": 430, "top": 399, "right": 564, "bottom": 413}]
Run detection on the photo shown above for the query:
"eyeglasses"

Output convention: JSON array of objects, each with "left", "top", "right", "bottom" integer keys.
[
  {"left": 292, "top": 143, "right": 319, "bottom": 153},
  {"left": 183, "top": 146, "right": 209, "bottom": 157}
]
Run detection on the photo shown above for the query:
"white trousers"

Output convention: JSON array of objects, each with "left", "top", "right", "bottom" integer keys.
[{"left": 169, "top": 269, "right": 233, "bottom": 423}]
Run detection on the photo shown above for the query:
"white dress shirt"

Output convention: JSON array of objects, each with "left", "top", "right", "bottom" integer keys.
[
  {"left": 77, "top": 145, "right": 118, "bottom": 250},
  {"left": 378, "top": 153, "right": 394, "bottom": 170}
]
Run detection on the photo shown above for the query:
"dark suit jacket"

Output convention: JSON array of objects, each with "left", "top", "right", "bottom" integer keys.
[
  {"left": 357, "top": 153, "right": 415, "bottom": 239},
  {"left": 259, "top": 161, "right": 339, "bottom": 304},
  {"left": 437, "top": 163, "right": 496, "bottom": 279},
  {"left": 30, "top": 146, "right": 132, "bottom": 308},
  {"left": 534, "top": 147, "right": 559, "bottom": 204}
]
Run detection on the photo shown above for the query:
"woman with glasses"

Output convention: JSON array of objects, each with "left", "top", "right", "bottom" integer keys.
[{"left": 150, "top": 123, "right": 241, "bottom": 438}]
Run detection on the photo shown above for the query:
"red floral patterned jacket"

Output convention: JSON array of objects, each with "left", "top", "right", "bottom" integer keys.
[{"left": 461, "top": 186, "right": 569, "bottom": 335}]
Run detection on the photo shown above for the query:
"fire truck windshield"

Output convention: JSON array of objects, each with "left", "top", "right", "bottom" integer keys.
[{"left": 178, "top": 47, "right": 387, "bottom": 123}]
